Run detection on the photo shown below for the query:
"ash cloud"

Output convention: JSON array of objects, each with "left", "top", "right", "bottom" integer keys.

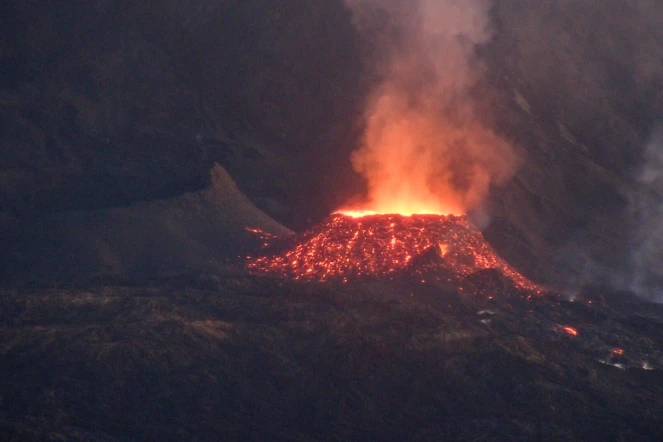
[{"left": 341, "top": 0, "right": 518, "bottom": 216}]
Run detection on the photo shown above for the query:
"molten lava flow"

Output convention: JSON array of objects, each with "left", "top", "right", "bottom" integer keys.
[
  {"left": 338, "top": 208, "right": 449, "bottom": 218},
  {"left": 247, "top": 213, "right": 540, "bottom": 293},
  {"left": 561, "top": 326, "right": 579, "bottom": 337}
]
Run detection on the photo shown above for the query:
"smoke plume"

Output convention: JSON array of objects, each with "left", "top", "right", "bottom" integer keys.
[
  {"left": 629, "top": 126, "right": 663, "bottom": 301},
  {"left": 342, "top": 0, "right": 517, "bottom": 216}
]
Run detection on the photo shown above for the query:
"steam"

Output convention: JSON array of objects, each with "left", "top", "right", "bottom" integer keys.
[
  {"left": 629, "top": 126, "right": 663, "bottom": 301},
  {"left": 342, "top": 0, "right": 517, "bottom": 215}
]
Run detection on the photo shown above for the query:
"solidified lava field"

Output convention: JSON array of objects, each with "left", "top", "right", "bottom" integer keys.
[{"left": 1, "top": 272, "right": 662, "bottom": 441}]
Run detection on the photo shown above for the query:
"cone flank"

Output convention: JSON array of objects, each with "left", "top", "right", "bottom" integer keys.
[{"left": 248, "top": 213, "right": 540, "bottom": 293}]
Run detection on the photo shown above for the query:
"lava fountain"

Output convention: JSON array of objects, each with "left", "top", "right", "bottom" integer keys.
[{"left": 247, "top": 0, "right": 537, "bottom": 294}]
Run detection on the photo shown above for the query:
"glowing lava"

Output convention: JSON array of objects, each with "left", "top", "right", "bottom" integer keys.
[
  {"left": 247, "top": 213, "right": 540, "bottom": 293},
  {"left": 338, "top": 209, "right": 451, "bottom": 218},
  {"left": 561, "top": 326, "right": 579, "bottom": 337}
]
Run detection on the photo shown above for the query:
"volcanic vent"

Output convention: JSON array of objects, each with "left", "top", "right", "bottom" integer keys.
[
  {"left": 243, "top": 0, "right": 538, "bottom": 293},
  {"left": 247, "top": 213, "right": 540, "bottom": 293}
]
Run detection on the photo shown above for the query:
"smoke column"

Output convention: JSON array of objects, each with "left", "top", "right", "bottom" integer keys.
[
  {"left": 341, "top": 0, "right": 518, "bottom": 216},
  {"left": 630, "top": 126, "right": 663, "bottom": 301}
]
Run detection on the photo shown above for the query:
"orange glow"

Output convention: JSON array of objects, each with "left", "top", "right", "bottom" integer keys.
[
  {"left": 247, "top": 213, "right": 541, "bottom": 294},
  {"left": 438, "top": 243, "right": 448, "bottom": 256},
  {"left": 339, "top": 0, "right": 519, "bottom": 218},
  {"left": 339, "top": 16, "right": 518, "bottom": 218},
  {"left": 337, "top": 208, "right": 451, "bottom": 218},
  {"left": 612, "top": 348, "right": 624, "bottom": 355},
  {"left": 339, "top": 83, "right": 519, "bottom": 216},
  {"left": 336, "top": 210, "right": 380, "bottom": 218},
  {"left": 562, "top": 326, "right": 578, "bottom": 336}
]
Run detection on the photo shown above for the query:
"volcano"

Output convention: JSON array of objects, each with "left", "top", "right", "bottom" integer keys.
[{"left": 247, "top": 213, "right": 541, "bottom": 294}]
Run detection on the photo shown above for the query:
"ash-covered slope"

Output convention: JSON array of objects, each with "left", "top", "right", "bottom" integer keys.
[
  {"left": 0, "top": 0, "right": 364, "bottom": 227},
  {"left": 1, "top": 164, "right": 292, "bottom": 284},
  {"left": 481, "top": 0, "right": 663, "bottom": 288}
]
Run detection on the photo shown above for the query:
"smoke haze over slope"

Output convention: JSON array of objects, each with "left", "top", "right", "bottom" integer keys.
[{"left": 629, "top": 126, "right": 663, "bottom": 301}]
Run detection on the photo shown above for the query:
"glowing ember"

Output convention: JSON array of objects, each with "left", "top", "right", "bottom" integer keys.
[
  {"left": 247, "top": 213, "right": 540, "bottom": 292},
  {"left": 562, "top": 326, "right": 579, "bottom": 337}
]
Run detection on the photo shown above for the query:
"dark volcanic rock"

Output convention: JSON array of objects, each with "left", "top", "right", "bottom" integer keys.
[
  {"left": 0, "top": 275, "right": 662, "bottom": 441},
  {"left": 0, "top": 0, "right": 365, "bottom": 227}
]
